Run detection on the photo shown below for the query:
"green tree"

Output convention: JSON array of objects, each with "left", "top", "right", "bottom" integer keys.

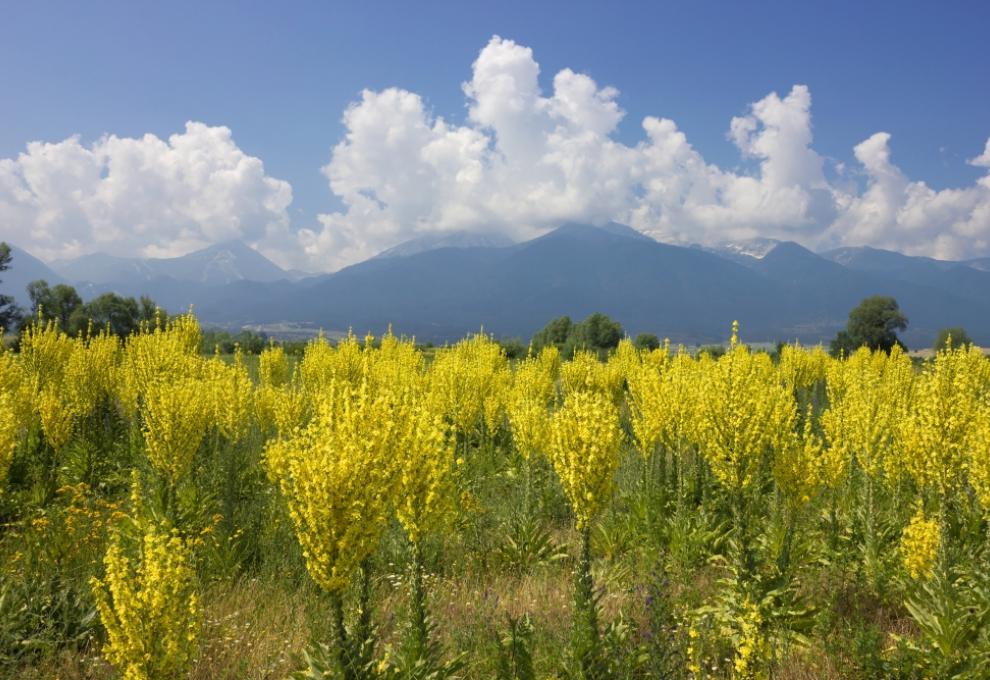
[
  {"left": 0, "top": 242, "right": 23, "bottom": 331},
  {"left": 69, "top": 292, "right": 158, "bottom": 337},
  {"left": 572, "top": 312, "right": 623, "bottom": 353},
  {"left": 530, "top": 313, "right": 624, "bottom": 358},
  {"left": 498, "top": 337, "right": 526, "bottom": 359},
  {"left": 531, "top": 316, "right": 573, "bottom": 353},
  {"left": 634, "top": 333, "right": 661, "bottom": 351},
  {"left": 27, "top": 280, "right": 83, "bottom": 329},
  {"left": 933, "top": 327, "right": 973, "bottom": 352},
  {"left": 830, "top": 295, "right": 908, "bottom": 356}
]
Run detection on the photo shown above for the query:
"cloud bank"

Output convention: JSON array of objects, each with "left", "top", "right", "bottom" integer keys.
[
  {"left": 2, "top": 36, "right": 989, "bottom": 271},
  {"left": 0, "top": 122, "right": 292, "bottom": 264}
]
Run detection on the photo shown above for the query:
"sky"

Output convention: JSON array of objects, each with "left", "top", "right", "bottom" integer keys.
[{"left": 1, "top": 0, "right": 989, "bottom": 272}]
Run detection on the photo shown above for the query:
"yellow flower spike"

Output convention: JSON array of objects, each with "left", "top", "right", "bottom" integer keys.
[
  {"left": 896, "top": 343, "right": 989, "bottom": 495},
  {"left": 38, "top": 386, "right": 79, "bottom": 452},
  {"left": 773, "top": 405, "right": 825, "bottom": 508},
  {"left": 507, "top": 351, "right": 558, "bottom": 459},
  {"left": 693, "top": 331, "right": 796, "bottom": 492},
  {"left": 141, "top": 376, "right": 211, "bottom": 487},
  {"left": 203, "top": 349, "right": 253, "bottom": 444},
  {"left": 821, "top": 345, "right": 914, "bottom": 486},
  {"left": 118, "top": 311, "right": 202, "bottom": 420},
  {"left": 777, "top": 342, "right": 829, "bottom": 392},
  {"left": 560, "top": 349, "right": 624, "bottom": 402},
  {"left": 548, "top": 390, "right": 624, "bottom": 529},
  {"left": 258, "top": 343, "right": 290, "bottom": 387},
  {"left": 91, "top": 515, "right": 201, "bottom": 680},
  {"left": 271, "top": 379, "right": 401, "bottom": 593},
  {"left": 429, "top": 332, "right": 510, "bottom": 437},
  {"left": 626, "top": 348, "right": 698, "bottom": 458},
  {"left": 967, "top": 401, "right": 990, "bottom": 513},
  {"left": 900, "top": 502, "right": 940, "bottom": 580},
  {"left": 394, "top": 400, "right": 458, "bottom": 544},
  {"left": 0, "top": 390, "right": 17, "bottom": 489}
]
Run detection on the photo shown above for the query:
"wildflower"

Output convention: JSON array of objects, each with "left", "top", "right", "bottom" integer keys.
[
  {"left": 900, "top": 502, "right": 940, "bottom": 580},
  {"left": 548, "top": 390, "right": 624, "bottom": 528},
  {"left": 91, "top": 517, "right": 201, "bottom": 680}
]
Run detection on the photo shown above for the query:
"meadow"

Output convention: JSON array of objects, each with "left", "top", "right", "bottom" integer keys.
[{"left": 2, "top": 313, "right": 990, "bottom": 679}]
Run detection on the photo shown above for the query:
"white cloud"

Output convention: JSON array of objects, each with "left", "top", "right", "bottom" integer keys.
[
  {"left": 3, "top": 36, "right": 989, "bottom": 272},
  {"left": 970, "top": 137, "right": 990, "bottom": 168},
  {"left": 299, "top": 36, "right": 990, "bottom": 271},
  {"left": 0, "top": 122, "right": 292, "bottom": 264},
  {"left": 823, "top": 132, "right": 990, "bottom": 259}
]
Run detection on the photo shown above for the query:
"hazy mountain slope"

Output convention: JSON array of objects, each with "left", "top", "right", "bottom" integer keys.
[
  {"left": 198, "top": 223, "right": 797, "bottom": 343},
  {"left": 820, "top": 245, "right": 990, "bottom": 306},
  {"left": 0, "top": 245, "right": 65, "bottom": 308},
  {"left": 374, "top": 230, "right": 515, "bottom": 259},
  {"left": 52, "top": 241, "right": 290, "bottom": 287},
  {"left": 10, "top": 225, "right": 990, "bottom": 347},
  {"left": 749, "top": 242, "right": 990, "bottom": 346}
]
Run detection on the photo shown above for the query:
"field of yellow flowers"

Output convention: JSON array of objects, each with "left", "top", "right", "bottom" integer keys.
[{"left": 3, "top": 314, "right": 990, "bottom": 679}]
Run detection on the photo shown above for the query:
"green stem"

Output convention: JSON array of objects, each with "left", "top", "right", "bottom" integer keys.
[
  {"left": 355, "top": 558, "right": 374, "bottom": 669},
  {"left": 573, "top": 524, "right": 601, "bottom": 676},
  {"left": 330, "top": 591, "right": 355, "bottom": 680},
  {"left": 411, "top": 539, "right": 429, "bottom": 656}
]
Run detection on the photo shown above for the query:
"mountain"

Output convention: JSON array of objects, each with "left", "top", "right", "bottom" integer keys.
[
  {"left": 9, "top": 226, "right": 990, "bottom": 347},
  {"left": 0, "top": 244, "right": 65, "bottom": 308},
  {"left": 966, "top": 257, "right": 990, "bottom": 272},
  {"left": 52, "top": 240, "right": 290, "bottom": 287},
  {"left": 196, "top": 222, "right": 779, "bottom": 343},
  {"left": 820, "top": 245, "right": 990, "bottom": 307},
  {"left": 188, "top": 223, "right": 990, "bottom": 347},
  {"left": 374, "top": 230, "right": 515, "bottom": 258},
  {"left": 699, "top": 237, "right": 782, "bottom": 265}
]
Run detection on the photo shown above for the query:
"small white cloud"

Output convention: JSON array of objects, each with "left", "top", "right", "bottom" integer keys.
[{"left": 969, "top": 137, "right": 990, "bottom": 168}]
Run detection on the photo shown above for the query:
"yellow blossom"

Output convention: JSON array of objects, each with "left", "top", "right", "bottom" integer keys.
[
  {"left": 91, "top": 516, "right": 201, "bottom": 680},
  {"left": 900, "top": 502, "right": 940, "bottom": 580},
  {"left": 548, "top": 390, "right": 624, "bottom": 528}
]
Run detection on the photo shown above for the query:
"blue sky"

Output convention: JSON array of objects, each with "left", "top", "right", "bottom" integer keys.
[{"left": 2, "top": 1, "right": 989, "bottom": 270}]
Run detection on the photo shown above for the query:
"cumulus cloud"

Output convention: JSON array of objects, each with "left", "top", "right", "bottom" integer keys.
[
  {"left": 822, "top": 132, "right": 990, "bottom": 259},
  {"left": 4, "top": 36, "right": 989, "bottom": 272},
  {"left": 0, "top": 122, "right": 292, "bottom": 264},
  {"left": 970, "top": 138, "right": 990, "bottom": 168},
  {"left": 298, "top": 35, "right": 990, "bottom": 271}
]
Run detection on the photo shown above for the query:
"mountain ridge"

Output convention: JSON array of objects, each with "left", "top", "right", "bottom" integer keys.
[{"left": 4, "top": 226, "right": 990, "bottom": 347}]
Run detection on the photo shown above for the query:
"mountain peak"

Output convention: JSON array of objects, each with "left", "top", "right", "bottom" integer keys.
[
  {"left": 374, "top": 230, "right": 515, "bottom": 259},
  {"left": 49, "top": 240, "right": 289, "bottom": 289}
]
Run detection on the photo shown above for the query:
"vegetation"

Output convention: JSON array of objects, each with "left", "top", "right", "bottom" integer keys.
[
  {"left": 0, "top": 242, "right": 22, "bottom": 330},
  {"left": 531, "top": 312, "right": 623, "bottom": 358},
  {"left": 4, "top": 310, "right": 990, "bottom": 678},
  {"left": 633, "top": 333, "right": 661, "bottom": 351},
  {"left": 933, "top": 326, "right": 973, "bottom": 352},
  {"left": 831, "top": 295, "right": 908, "bottom": 356},
  {"left": 26, "top": 280, "right": 159, "bottom": 338},
  {"left": 200, "top": 328, "right": 272, "bottom": 355}
]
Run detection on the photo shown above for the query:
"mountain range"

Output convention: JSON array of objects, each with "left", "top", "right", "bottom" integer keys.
[{"left": 3, "top": 224, "right": 990, "bottom": 347}]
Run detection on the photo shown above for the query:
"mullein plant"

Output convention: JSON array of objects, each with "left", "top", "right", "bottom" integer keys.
[
  {"left": 140, "top": 374, "right": 210, "bottom": 519},
  {"left": 90, "top": 474, "right": 202, "bottom": 680},
  {"left": 820, "top": 344, "right": 914, "bottom": 585},
  {"left": 0, "top": 388, "right": 17, "bottom": 490},
  {"left": 268, "top": 376, "right": 402, "bottom": 679},
  {"left": 693, "top": 323, "right": 796, "bottom": 578},
  {"left": 386, "top": 394, "right": 465, "bottom": 678},
  {"left": 547, "top": 389, "right": 624, "bottom": 678}
]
